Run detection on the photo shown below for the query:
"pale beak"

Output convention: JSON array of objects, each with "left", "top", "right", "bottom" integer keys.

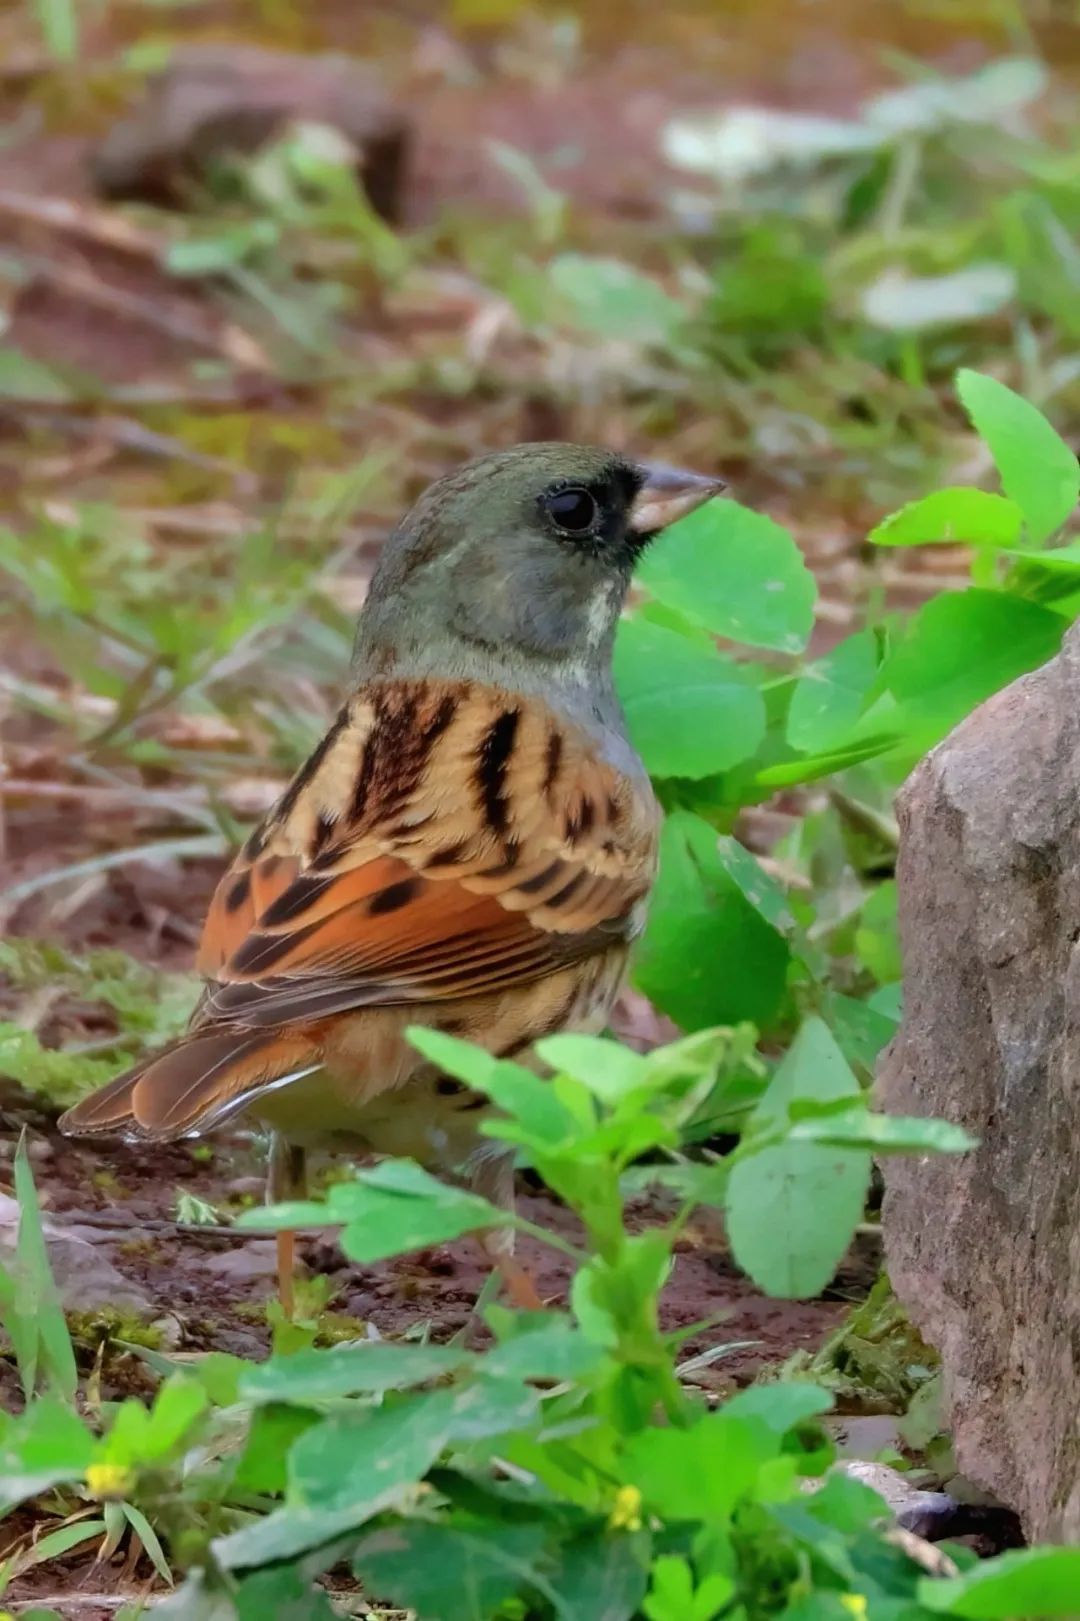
[{"left": 630, "top": 461, "right": 727, "bottom": 535}]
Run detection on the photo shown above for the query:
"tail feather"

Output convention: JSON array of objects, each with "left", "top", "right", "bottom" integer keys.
[{"left": 59, "top": 1029, "right": 318, "bottom": 1142}]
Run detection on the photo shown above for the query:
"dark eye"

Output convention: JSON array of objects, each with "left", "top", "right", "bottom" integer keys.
[{"left": 542, "top": 486, "right": 599, "bottom": 535}]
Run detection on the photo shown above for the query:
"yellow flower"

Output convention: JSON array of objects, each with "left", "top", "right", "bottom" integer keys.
[
  {"left": 608, "top": 1485, "right": 643, "bottom": 1532},
  {"left": 85, "top": 1461, "right": 133, "bottom": 1500},
  {"left": 840, "top": 1597, "right": 868, "bottom": 1620}
]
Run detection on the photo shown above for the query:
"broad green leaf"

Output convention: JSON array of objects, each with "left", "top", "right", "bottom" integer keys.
[
  {"left": 714, "top": 835, "right": 794, "bottom": 931},
  {"left": 215, "top": 1493, "right": 407, "bottom": 1570},
  {"left": 536, "top": 1034, "right": 648, "bottom": 1101},
  {"left": 623, "top": 1411, "right": 774, "bottom": 1522},
  {"left": 482, "top": 1313, "right": 606, "bottom": 1382},
  {"left": 638, "top": 500, "right": 817, "bottom": 653},
  {"left": 546, "top": 1526, "right": 651, "bottom": 1621},
  {"left": 407, "top": 1029, "right": 574, "bottom": 1148},
  {"left": 787, "top": 630, "right": 881, "bottom": 753},
  {"left": 644, "top": 1556, "right": 735, "bottom": 1621},
  {"left": 233, "top": 1563, "right": 339, "bottom": 1619},
  {"left": 726, "top": 1018, "right": 870, "bottom": 1297},
  {"left": 614, "top": 618, "right": 765, "bottom": 778},
  {"left": 1003, "top": 537, "right": 1080, "bottom": 575},
  {"left": 868, "top": 489, "right": 1023, "bottom": 549},
  {"left": 549, "top": 254, "right": 685, "bottom": 345},
  {"left": 354, "top": 1519, "right": 550, "bottom": 1621},
  {"left": 957, "top": 368, "right": 1079, "bottom": 543},
  {"left": 824, "top": 991, "right": 900, "bottom": 1073},
  {"left": 405, "top": 1028, "right": 498, "bottom": 1089},
  {"left": 0, "top": 1396, "right": 95, "bottom": 1511},
  {"left": 785, "top": 1108, "right": 976, "bottom": 1154},
  {"left": 241, "top": 1342, "right": 474, "bottom": 1403},
  {"left": 881, "top": 590, "right": 1066, "bottom": 735},
  {"left": 235, "top": 1406, "right": 318, "bottom": 1495},
  {"left": 443, "top": 1375, "right": 540, "bottom": 1440},
  {"left": 855, "top": 880, "right": 902, "bottom": 986},
  {"left": 635, "top": 812, "right": 790, "bottom": 1032},
  {"left": 290, "top": 1389, "right": 457, "bottom": 1513},
  {"left": 243, "top": 1158, "right": 509, "bottom": 1262},
  {"left": 918, "top": 1546, "right": 1080, "bottom": 1615},
  {"left": 720, "top": 1381, "right": 832, "bottom": 1433},
  {"left": 98, "top": 1376, "right": 207, "bottom": 1470}
]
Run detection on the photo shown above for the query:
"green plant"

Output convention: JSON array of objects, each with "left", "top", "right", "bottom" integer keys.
[
  {"left": 618, "top": 367, "right": 1078, "bottom": 1077},
  {"left": 4, "top": 1023, "right": 1076, "bottom": 1617}
]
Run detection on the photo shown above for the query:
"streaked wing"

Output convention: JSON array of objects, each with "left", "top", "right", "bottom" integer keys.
[{"left": 195, "top": 679, "right": 658, "bottom": 1028}]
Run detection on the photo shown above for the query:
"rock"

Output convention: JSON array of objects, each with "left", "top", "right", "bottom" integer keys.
[
  {"left": 196, "top": 1240, "right": 278, "bottom": 1281},
  {"left": 0, "top": 1193, "right": 152, "bottom": 1314},
  {"left": 92, "top": 45, "right": 411, "bottom": 222},
  {"left": 879, "top": 620, "right": 1080, "bottom": 1543}
]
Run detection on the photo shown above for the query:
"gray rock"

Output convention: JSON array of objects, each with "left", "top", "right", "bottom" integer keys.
[
  {"left": 0, "top": 1193, "right": 152, "bottom": 1314},
  {"left": 879, "top": 620, "right": 1080, "bottom": 1543}
]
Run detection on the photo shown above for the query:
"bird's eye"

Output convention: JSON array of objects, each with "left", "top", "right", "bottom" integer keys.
[{"left": 542, "top": 486, "right": 599, "bottom": 535}]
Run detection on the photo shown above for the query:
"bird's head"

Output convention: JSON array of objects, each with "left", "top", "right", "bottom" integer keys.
[{"left": 354, "top": 442, "right": 724, "bottom": 691}]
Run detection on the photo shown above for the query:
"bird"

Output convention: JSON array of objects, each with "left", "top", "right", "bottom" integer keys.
[{"left": 59, "top": 443, "right": 724, "bottom": 1315}]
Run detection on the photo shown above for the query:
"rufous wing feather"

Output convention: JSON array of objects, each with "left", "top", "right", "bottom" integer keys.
[{"left": 61, "top": 678, "right": 659, "bottom": 1143}]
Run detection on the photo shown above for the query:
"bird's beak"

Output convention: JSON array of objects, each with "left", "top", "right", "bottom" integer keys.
[{"left": 630, "top": 461, "right": 727, "bottom": 536}]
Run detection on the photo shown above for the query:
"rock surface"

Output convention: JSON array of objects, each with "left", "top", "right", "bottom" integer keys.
[
  {"left": 0, "top": 1191, "right": 151, "bottom": 1313},
  {"left": 880, "top": 621, "right": 1080, "bottom": 1543},
  {"left": 92, "top": 45, "right": 411, "bottom": 221}
]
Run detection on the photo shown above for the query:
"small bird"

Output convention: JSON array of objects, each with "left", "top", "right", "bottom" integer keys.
[{"left": 60, "top": 444, "right": 723, "bottom": 1313}]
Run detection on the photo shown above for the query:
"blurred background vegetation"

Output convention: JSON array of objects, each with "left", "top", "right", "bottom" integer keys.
[{"left": 2, "top": 0, "right": 1080, "bottom": 1091}]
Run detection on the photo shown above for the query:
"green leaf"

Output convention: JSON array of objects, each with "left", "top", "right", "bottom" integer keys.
[
  {"left": 233, "top": 1563, "right": 339, "bottom": 1620},
  {"left": 0, "top": 1396, "right": 95, "bottom": 1511},
  {"left": 614, "top": 618, "right": 765, "bottom": 778},
  {"left": 482, "top": 1312, "right": 606, "bottom": 1382},
  {"left": 881, "top": 590, "right": 1066, "bottom": 736},
  {"left": 98, "top": 1375, "right": 207, "bottom": 1469},
  {"left": 623, "top": 1411, "right": 774, "bottom": 1522},
  {"left": 752, "top": 731, "right": 902, "bottom": 789},
  {"left": 725, "top": 1018, "right": 870, "bottom": 1297},
  {"left": 235, "top": 1405, "right": 318, "bottom": 1495},
  {"left": 635, "top": 812, "right": 791, "bottom": 1032},
  {"left": 713, "top": 836, "right": 794, "bottom": 931},
  {"left": 918, "top": 1546, "right": 1080, "bottom": 1615},
  {"left": 855, "top": 880, "right": 902, "bottom": 986},
  {"left": 956, "top": 368, "right": 1079, "bottom": 543},
  {"left": 644, "top": 1555, "right": 735, "bottom": 1621},
  {"left": 11, "top": 1133, "right": 77, "bottom": 1402},
  {"left": 785, "top": 1107, "right": 976, "bottom": 1154},
  {"left": 720, "top": 1381, "right": 832, "bottom": 1433},
  {"left": 354, "top": 1519, "right": 550, "bottom": 1621},
  {"left": 549, "top": 254, "right": 685, "bottom": 345},
  {"left": 121, "top": 1502, "right": 173, "bottom": 1586},
  {"left": 242, "top": 1158, "right": 510, "bottom": 1262},
  {"left": 787, "top": 630, "right": 882, "bottom": 753},
  {"left": 546, "top": 1526, "right": 651, "bottom": 1621},
  {"left": 404, "top": 1028, "right": 498, "bottom": 1090},
  {"left": 638, "top": 500, "right": 817, "bottom": 653},
  {"left": 824, "top": 991, "right": 900, "bottom": 1073},
  {"left": 241, "top": 1341, "right": 474, "bottom": 1403},
  {"left": 868, "top": 488, "right": 1023, "bottom": 549},
  {"left": 535, "top": 1034, "right": 648, "bottom": 1102}
]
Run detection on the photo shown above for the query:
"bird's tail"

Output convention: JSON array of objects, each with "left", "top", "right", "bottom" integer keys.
[{"left": 58, "top": 1028, "right": 318, "bottom": 1142}]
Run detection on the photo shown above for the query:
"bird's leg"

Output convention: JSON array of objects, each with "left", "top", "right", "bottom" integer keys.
[
  {"left": 469, "top": 1150, "right": 544, "bottom": 1312},
  {"left": 267, "top": 1135, "right": 307, "bottom": 1319}
]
